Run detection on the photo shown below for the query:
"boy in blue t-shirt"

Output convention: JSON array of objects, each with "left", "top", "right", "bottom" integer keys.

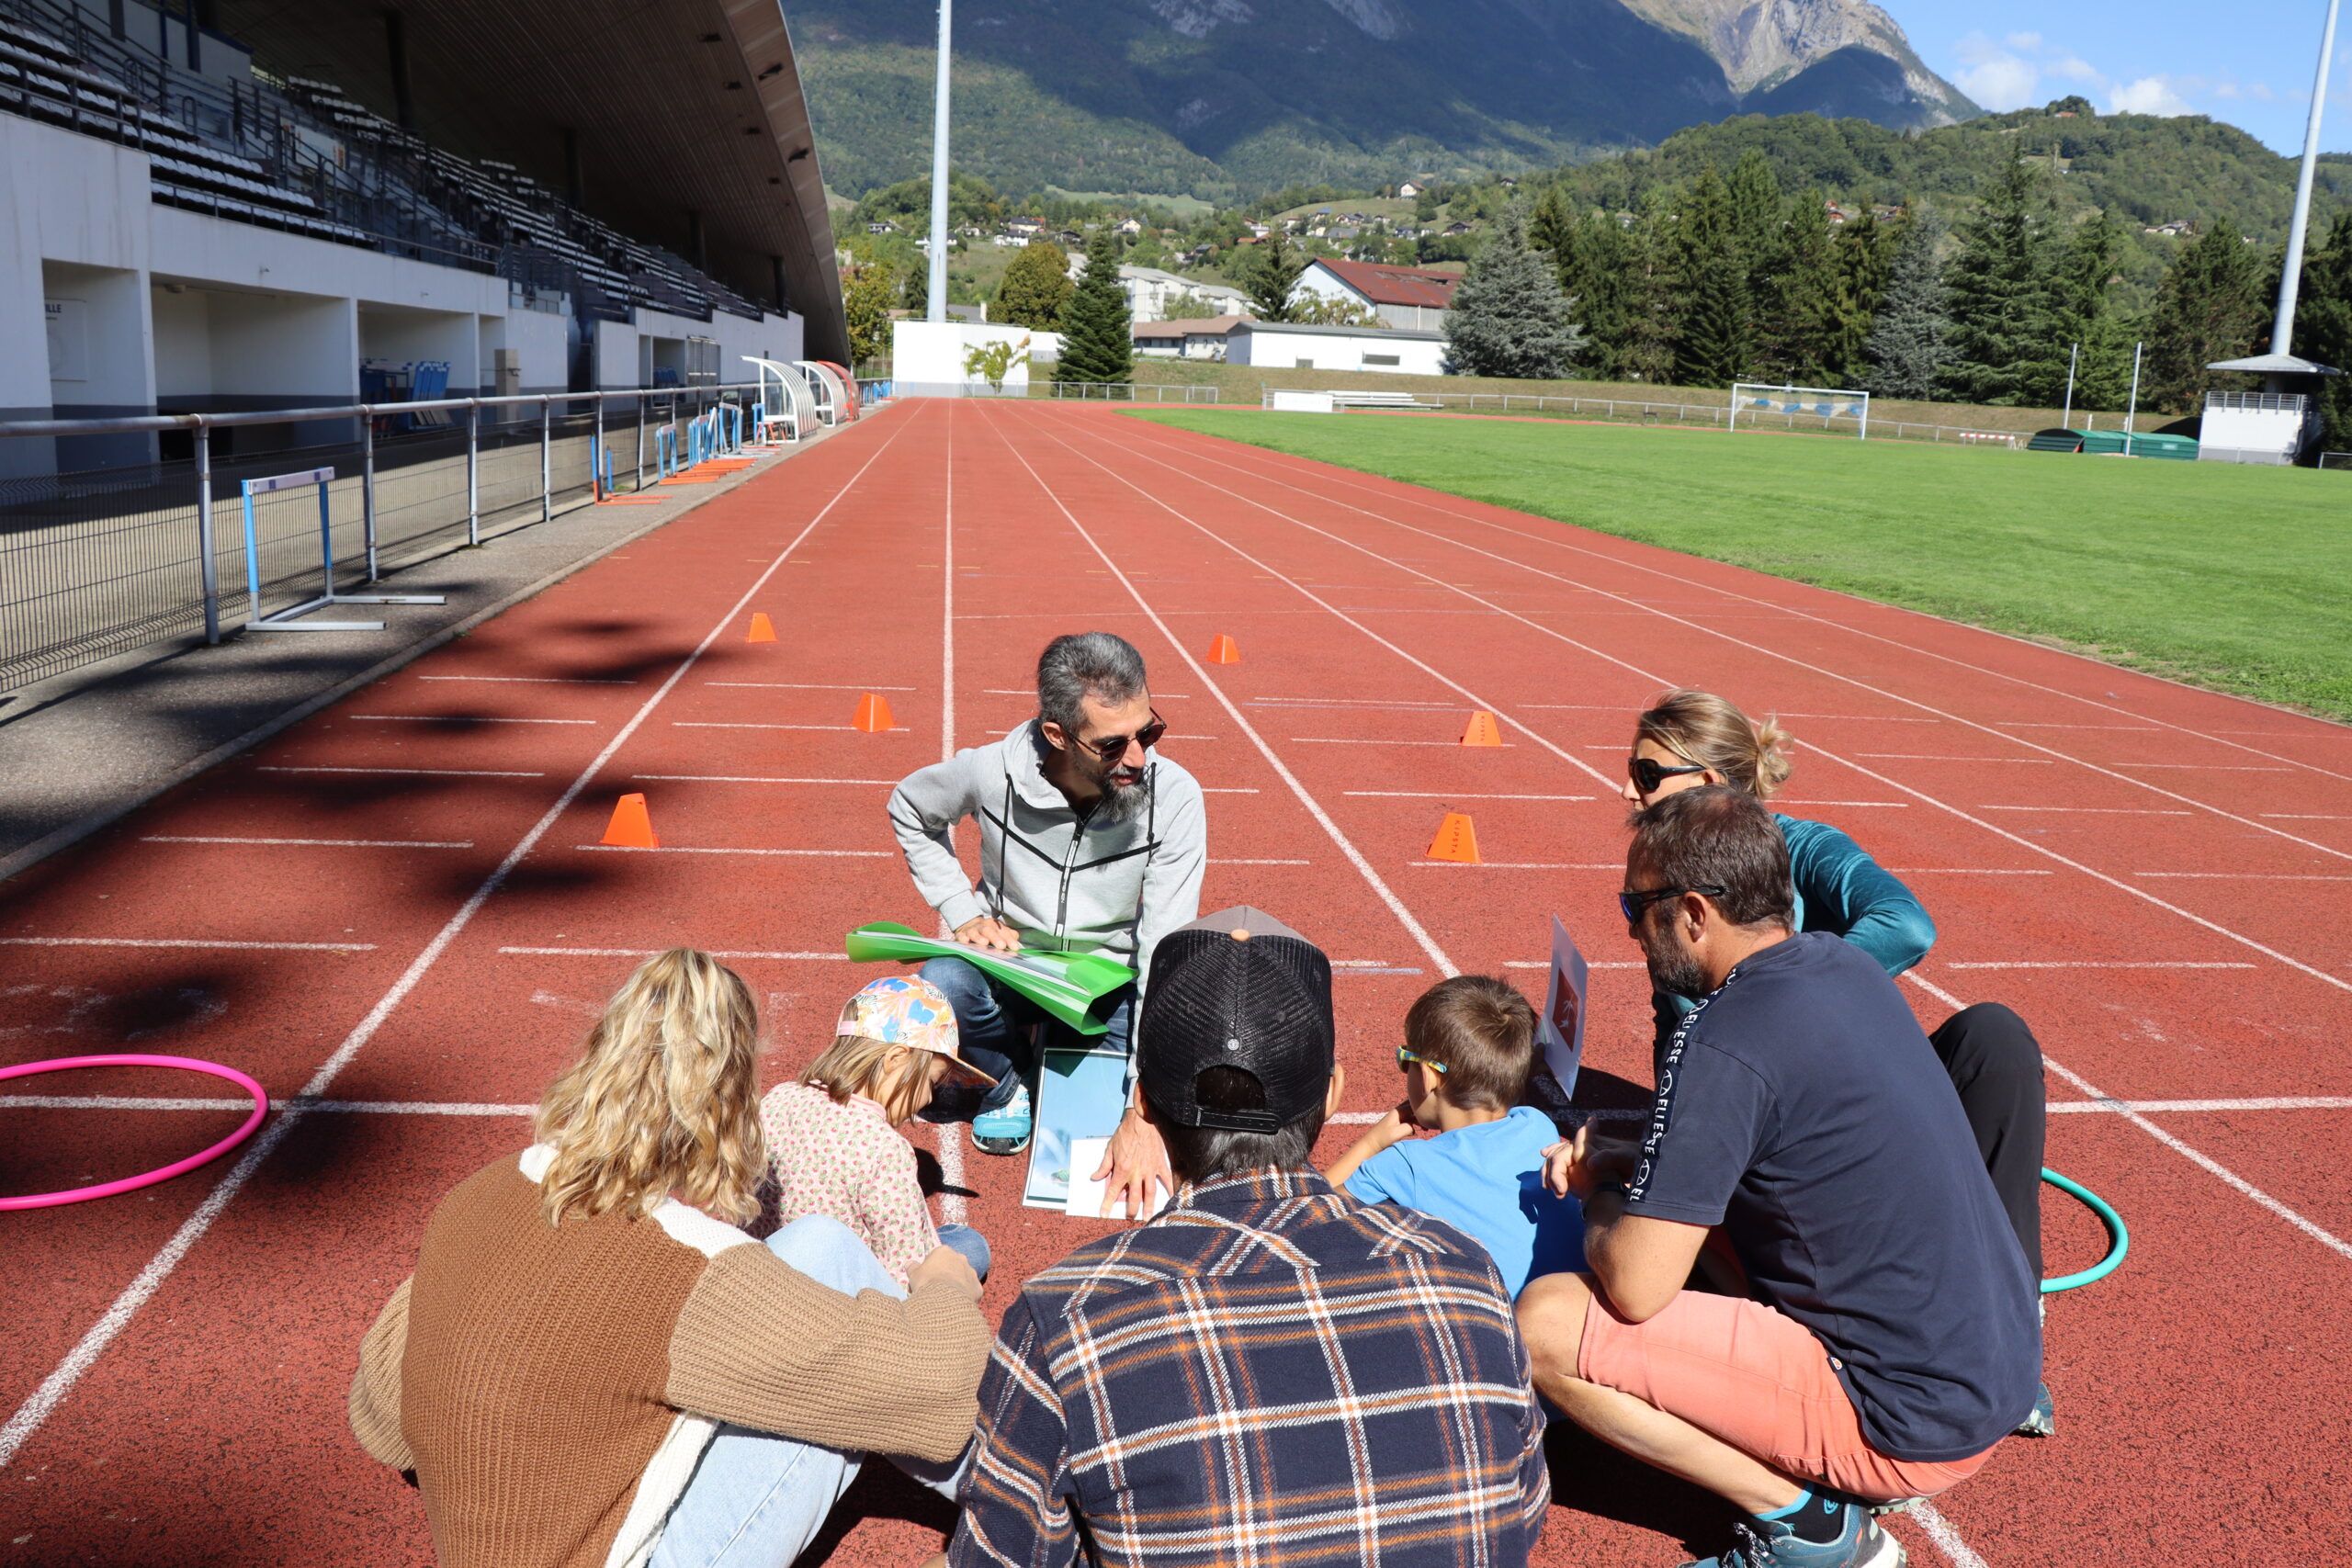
[{"left": 1328, "top": 975, "right": 1584, "bottom": 1296}]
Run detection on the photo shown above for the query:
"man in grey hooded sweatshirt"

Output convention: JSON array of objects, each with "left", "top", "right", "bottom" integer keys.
[{"left": 888, "top": 632, "right": 1206, "bottom": 1216}]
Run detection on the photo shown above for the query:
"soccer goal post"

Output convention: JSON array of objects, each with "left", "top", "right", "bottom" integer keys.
[{"left": 1729, "top": 383, "right": 1871, "bottom": 440}]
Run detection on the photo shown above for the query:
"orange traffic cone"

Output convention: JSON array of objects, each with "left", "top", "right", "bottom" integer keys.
[
  {"left": 1461, "top": 710, "right": 1504, "bottom": 747},
  {"left": 601, "top": 793, "right": 659, "bottom": 849},
  {"left": 1206, "top": 635, "right": 1241, "bottom": 663},
  {"left": 1426, "top": 812, "right": 1481, "bottom": 864},
  {"left": 853, "top": 693, "right": 896, "bottom": 732},
  {"left": 746, "top": 613, "right": 777, "bottom": 643}
]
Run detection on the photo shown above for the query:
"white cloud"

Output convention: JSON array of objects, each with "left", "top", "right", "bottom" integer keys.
[
  {"left": 1953, "top": 31, "right": 2040, "bottom": 111},
  {"left": 2004, "top": 31, "right": 2043, "bottom": 51},
  {"left": 2109, "top": 75, "right": 2194, "bottom": 117},
  {"left": 2051, "top": 55, "right": 2100, "bottom": 84}
]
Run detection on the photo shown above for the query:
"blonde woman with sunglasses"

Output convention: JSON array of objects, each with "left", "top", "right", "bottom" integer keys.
[
  {"left": 349, "top": 949, "right": 989, "bottom": 1568},
  {"left": 1622, "top": 691, "right": 2055, "bottom": 1438}
]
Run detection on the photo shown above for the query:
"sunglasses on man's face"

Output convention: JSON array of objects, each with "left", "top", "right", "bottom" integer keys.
[
  {"left": 1628, "top": 755, "right": 1710, "bottom": 795},
  {"left": 1078, "top": 709, "right": 1166, "bottom": 761},
  {"left": 1396, "top": 1045, "right": 1448, "bottom": 1076},
  {"left": 1618, "top": 885, "right": 1726, "bottom": 925}
]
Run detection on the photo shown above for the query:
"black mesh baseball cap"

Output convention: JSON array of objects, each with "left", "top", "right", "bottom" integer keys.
[{"left": 1137, "top": 906, "right": 1334, "bottom": 1134}]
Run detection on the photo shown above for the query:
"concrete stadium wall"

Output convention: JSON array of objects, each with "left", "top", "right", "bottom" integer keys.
[{"left": 0, "top": 110, "right": 805, "bottom": 478}]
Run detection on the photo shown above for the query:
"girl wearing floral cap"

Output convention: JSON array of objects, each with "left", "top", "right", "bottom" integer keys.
[{"left": 762, "top": 975, "right": 998, "bottom": 1284}]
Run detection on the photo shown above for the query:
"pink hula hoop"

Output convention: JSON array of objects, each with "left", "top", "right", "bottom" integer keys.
[{"left": 0, "top": 1055, "right": 269, "bottom": 1211}]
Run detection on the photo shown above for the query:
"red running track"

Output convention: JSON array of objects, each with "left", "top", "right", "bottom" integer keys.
[{"left": 2, "top": 398, "right": 2348, "bottom": 1566}]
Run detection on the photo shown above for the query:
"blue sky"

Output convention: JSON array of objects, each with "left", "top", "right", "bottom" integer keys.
[{"left": 1879, "top": 1, "right": 2347, "bottom": 155}]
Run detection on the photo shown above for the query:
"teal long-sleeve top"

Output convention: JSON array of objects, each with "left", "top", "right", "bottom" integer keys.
[{"left": 1654, "top": 812, "right": 1936, "bottom": 1038}]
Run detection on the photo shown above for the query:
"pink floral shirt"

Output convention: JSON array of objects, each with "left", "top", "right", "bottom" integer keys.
[{"left": 759, "top": 1080, "right": 939, "bottom": 1286}]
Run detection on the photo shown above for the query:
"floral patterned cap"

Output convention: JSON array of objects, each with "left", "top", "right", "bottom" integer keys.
[{"left": 837, "top": 976, "right": 995, "bottom": 1084}]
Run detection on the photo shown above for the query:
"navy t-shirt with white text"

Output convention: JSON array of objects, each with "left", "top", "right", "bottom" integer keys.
[{"left": 1627, "top": 931, "right": 2041, "bottom": 1461}]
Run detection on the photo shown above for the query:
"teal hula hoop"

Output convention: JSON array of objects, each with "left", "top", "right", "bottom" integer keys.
[{"left": 2040, "top": 1168, "right": 2128, "bottom": 1293}]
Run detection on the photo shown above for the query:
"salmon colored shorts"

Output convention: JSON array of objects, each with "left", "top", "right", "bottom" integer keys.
[{"left": 1577, "top": 1289, "right": 1995, "bottom": 1502}]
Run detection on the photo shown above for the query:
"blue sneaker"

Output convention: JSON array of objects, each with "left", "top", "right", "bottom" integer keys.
[
  {"left": 1681, "top": 1497, "right": 1904, "bottom": 1568},
  {"left": 971, "top": 1081, "right": 1033, "bottom": 1156}
]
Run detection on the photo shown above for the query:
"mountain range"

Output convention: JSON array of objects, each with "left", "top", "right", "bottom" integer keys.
[{"left": 792, "top": 0, "right": 1979, "bottom": 200}]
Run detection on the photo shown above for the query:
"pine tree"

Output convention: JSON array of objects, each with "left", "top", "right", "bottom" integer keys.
[
  {"left": 1442, "top": 202, "right": 1586, "bottom": 378},
  {"left": 1529, "top": 186, "right": 1575, "bottom": 276},
  {"left": 902, "top": 258, "right": 929, "bottom": 319},
  {"left": 1863, "top": 206, "right": 1954, "bottom": 400},
  {"left": 1758, "top": 190, "right": 1838, "bottom": 386},
  {"left": 2144, "top": 219, "right": 2270, "bottom": 412},
  {"left": 2023, "top": 209, "right": 2127, "bottom": 411},
  {"left": 1244, "top": 229, "right": 1306, "bottom": 322},
  {"left": 843, "top": 260, "right": 899, "bottom": 370},
  {"left": 2292, "top": 211, "right": 2352, "bottom": 450},
  {"left": 1557, "top": 207, "right": 1634, "bottom": 380},
  {"left": 1822, "top": 209, "right": 1898, "bottom": 388},
  {"left": 1944, "top": 156, "right": 2052, "bottom": 406},
  {"left": 994, "top": 240, "right": 1073, "bottom": 330},
  {"left": 1058, "top": 232, "right": 1134, "bottom": 387},
  {"left": 1671, "top": 168, "right": 1755, "bottom": 388},
  {"left": 1615, "top": 204, "right": 1679, "bottom": 385}
]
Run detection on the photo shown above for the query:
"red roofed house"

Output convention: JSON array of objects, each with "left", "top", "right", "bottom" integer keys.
[{"left": 1293, "top": 258, "right": 1460, "bottom": 332}]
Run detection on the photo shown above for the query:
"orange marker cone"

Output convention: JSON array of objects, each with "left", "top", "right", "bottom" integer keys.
[
  {"left": 1461, "top": 710, "right": 1504, "bottom": 747},
  {"left": 1206, "top": 635, "right": 1241, "bottom": 663},
  {"left": 853, "top": 693, "right": 896, "bottom": 732},
  {"left": 1426, "top": 812, "right": 1481, "bottom": 864},
  {"left": 746, "top": 613, "right": 777, "bottom": 643},
  {"left": 602, "top": 793, "right": 659, "bottom": 849}
]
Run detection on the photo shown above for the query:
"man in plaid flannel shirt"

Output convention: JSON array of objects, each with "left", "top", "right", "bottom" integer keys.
[{"left": 948, "top": 907, "right": 1550, "bottom": 1568}]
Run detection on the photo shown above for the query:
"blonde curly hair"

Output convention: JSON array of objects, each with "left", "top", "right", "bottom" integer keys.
[
  {"left": 533, "top": 949, "right": 763, "bottom": 1227},
  {"left": 1635, "top": 689, "right": 1795, "bottom": 800}
]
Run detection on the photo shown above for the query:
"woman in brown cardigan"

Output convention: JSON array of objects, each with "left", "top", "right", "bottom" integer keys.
[{"left": 349, "top": 949, "right": 989, "bottom": 1568}]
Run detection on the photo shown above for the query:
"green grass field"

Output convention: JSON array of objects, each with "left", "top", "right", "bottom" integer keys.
[{"left": 1136, "top": 410, "right": 2352, "bottom": 723}]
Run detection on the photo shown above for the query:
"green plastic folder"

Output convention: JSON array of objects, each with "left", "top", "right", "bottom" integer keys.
[{"left": 842, "top": 922, "right": 1136, "bottom": 1035}]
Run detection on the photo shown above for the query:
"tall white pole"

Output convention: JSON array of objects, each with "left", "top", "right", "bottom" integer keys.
[
  {"left": 2062, "top": 342, "right": 2078, "bottom": 428},
  {"left": 2273, "top": 0, "right": 2343, "bottom": 355},
  {"left": 2124, "top": 340, "right": 2143, "bottom": 455},
  {"left": 926, "top": 0, "right": 952, "bottom": 324}
]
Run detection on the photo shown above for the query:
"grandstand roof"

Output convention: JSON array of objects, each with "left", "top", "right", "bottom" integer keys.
[{"left": 209, "top": 0, "right": 845, "bottom": 359}]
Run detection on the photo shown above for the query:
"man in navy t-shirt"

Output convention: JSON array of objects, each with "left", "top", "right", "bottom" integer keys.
[{"left": 1516, "top": 787, "right": 2040, "bottom": 1568}]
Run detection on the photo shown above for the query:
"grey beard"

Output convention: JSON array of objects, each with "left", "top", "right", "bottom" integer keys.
[
  {"left": 1095, "top": 775, "right": 1148, "bottom": 822},
  {"left": 1647, "top": 943, "right": 1712, "bottom": 1000}
]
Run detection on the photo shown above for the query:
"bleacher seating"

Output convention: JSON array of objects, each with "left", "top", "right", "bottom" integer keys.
[{"left": 0, "top": 0, "right": 772, "bottom": 325}]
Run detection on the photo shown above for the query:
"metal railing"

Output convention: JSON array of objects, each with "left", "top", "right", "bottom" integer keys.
[
  {"left": 1250, "top": 388, "right": 2043, "bottom": 446},
  {"left": 0, "top": 383, "right": 766, "bottom": 697}
]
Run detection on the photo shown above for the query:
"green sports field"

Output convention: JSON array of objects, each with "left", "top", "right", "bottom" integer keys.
[{"left": 1137, "top": 410, "right": 2352, "bottom": 723}]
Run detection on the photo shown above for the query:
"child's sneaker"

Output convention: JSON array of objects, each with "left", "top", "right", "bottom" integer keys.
[
  {"left": 971, "top": 1081, "right": 1033, "bottom": 1155},
  {"left": 1680, "top": 1497, "right": 1903, "bottom": 1568}
]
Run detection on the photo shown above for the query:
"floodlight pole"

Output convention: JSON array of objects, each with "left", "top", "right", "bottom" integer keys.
[
  {"left": 2062, "top": 342, "right": 2078, "bottom": 428},
  {"left": 2273, "top": 0, "right": 2343, "bottom": 355},
  {"left": 2124, "top": 340, "right": 2143, "bottom": 456},
  {"left": 925, "top": 0, "right": 951, "bottom": 323}
]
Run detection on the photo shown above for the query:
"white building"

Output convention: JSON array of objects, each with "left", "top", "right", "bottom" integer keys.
[
  {"left": 1291, "top": 259, "right": 1460, "bottom": 332},
  {"left": 1226, "top": 320, "right": 1446, "bottom": 376},
  {"left": 2198, "top": 354, "right": 2338, "bottom": 464},
  {"left": 1117, "top": 265, "right": 1250, "bottom": 324},
  {"left": 1132, "top": 315, "right": 1246, "bottom": 360}
]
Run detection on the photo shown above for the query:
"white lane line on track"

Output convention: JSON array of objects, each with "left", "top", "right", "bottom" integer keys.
[
  {"left": 2262, "top": 813, "right": 2352, "bottom": 819},
  {"left": 1506, "top": 960, "right": 1646, "bottom": 968},
  {"left": 500, "top": 946, "right": 849, "bottom": 960},
  {"left": 1345, "top": 791, "right": 1592, "bottom": 801},
  {"left": 0, "top": 936, "right": 377, "bottom": 952},
  {"left": 141, "top": 836, "right": 473, "bottom": 849},
  {"left": 1775, "top": 801, "right": 1908, "bottom": 808},
  {"left": 1071, "top": 412, "right": 2352, "bottom": 998},
  {"left": 2111, "top": 762, "right": 2294, "bottom": 772},
  {"left": 1885, "top": 868, "right": 2053, "bottom": 875},
  {"left": 1204, "top": 787, "right": 1261, "bottom": 794},
  {"left": 0, "top": 400, "right": 922, "bottom": 1474},
  {"left": 1292, "top": 737, "right": 1513, "bottom": 747},
  {"left": 1946, "top": 961, "right": 2255, "bottom": 969},
  {"left": 419, "top": 675, "right": 634, "bottom": 685},
  {"left": 573, "top": 845, "right": 892, "bottom": 858},
  {"left": 1250, "top": 697, "right": 1464, "bottom": 710},
  {"left": 1977, "top": 805, "right": 2191, "bottom": 815},
  {"left": 976, "top": 403, "right": 1460, "bottom": 980},
  {"left": 1855, "top": 753, "right": 2054, "bottom": 764},
  {"left": 1145, "top": 420, "right": 2352, "bottom": 795},
  {"left": 2048, "top": 1097, "right": 2352, "bottom": 1113},
  {"left": 673, "top": 722, "right": 909, "bottom": 732},
  {"left": 1411, "top": 862, "right": 1619, "bottom": 870},
  {"left": 1119, "top": 421, "right": 2352, "bottom": 855},
  {"left": 1905, "top": 971, "right": 2352, "bottom": 1263},
  {"left": 938, "top": 405, "right": 968, "bottom": 1226},
  {"left": 2135, "top": 871, "right": 2352, "bottom": 881},
  {"left": 257, "top": 765, "right": 547, "bottom": 777},
  {"left": 349, "top": 715, "right": 596, "bottom": 725},
  {"left": 1223, "top": 858, "right": 1312, "bottom": 865},
  {"left": 706, "top": 682, "right": 919, "bottom": 691},
  {"left": 630, "top": 774, "right": 897, "bottom": 785}
]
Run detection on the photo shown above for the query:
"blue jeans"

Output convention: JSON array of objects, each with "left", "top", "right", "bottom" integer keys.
[
  {"left": 916, "top": 954, "right": 1133, "bottom": 1118},
  {"left": 650, "top": 1215, "right": 977, "bottom": 1567}
]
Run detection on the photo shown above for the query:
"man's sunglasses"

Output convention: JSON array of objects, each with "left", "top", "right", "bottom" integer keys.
[
  {"left": 1629, "top": 756, "right": 1710, "bottom": 795},
  {"left": 1079, "top": 709, "right": 1166, "bottom": 761},
  {"left": 1618, "top": 885, "right": 1726, "bottom": 925},
  {"left": 1396, "top": 1045, "right": 1448, "bottom": 1076}
]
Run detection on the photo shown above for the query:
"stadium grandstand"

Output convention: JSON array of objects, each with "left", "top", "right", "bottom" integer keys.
[{"left": 1, "top": 0, "right": 843, "bottom": 474}]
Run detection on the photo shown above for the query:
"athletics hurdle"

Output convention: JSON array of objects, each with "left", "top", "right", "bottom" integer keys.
[{"left": 239, "top": 466, "right": 445, "bottom": 633}]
